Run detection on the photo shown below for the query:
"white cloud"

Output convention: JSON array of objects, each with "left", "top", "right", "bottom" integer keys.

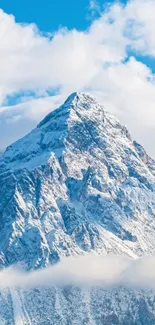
[
  {"left": 0, "top": 0, "right": 155, "bottom": 157},
  {"left": 88, "top": 0, "right": 101, "bottom": 17},
  {"left": 1, "top": 254, "right": 155, "bottom": 290},
  {"left": 0, "top": 94, "right": 64, "bottom": 121},
  {"left": 0, "top": 95, "right": 65, "bottom": 151}
]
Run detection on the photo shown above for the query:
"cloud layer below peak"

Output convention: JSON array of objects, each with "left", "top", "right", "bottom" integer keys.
[{"left": 1, "top": 254, "right": 155, "bottom": 290}]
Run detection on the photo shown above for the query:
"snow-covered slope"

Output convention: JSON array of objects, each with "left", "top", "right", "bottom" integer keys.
[
  {"left": 0, "top": 92, "right": 155, "bottom": 270},
  {"left": 2, "top": 286, "right": 155, "bottom": 325},
  {"left": 1, "top": 92, "right": 155, "bottom": 324}
]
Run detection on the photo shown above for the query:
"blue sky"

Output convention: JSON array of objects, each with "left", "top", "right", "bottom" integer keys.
[
  {"left": 0, "top": 0, "right": 127, "bottom": 31},
  {"left": 0, "top": 0, "right": 154, "bottom": 76},
  {"left": 0, "top": 0, "right": 155, "bottom": 158}
]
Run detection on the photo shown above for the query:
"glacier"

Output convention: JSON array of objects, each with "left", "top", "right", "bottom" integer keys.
[{"left": 0, "top": 92, "right": 155, "bottom": 324}]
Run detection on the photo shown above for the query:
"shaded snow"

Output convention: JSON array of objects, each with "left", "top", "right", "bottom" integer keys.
[{"left": 0, "top": 92, "right": 155, "bottom": 323}]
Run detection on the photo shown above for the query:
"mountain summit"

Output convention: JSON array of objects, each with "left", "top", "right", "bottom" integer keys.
[
  {"left": 1, "top": 93, "right": 155, "bottom": 324},
  {"left": 0, "top": 92, "right": 155, "bottom": 269}
]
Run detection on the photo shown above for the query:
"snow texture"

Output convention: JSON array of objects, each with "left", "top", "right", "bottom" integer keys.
[{"left": 0, "top": 92, "right": 155, "bottom": 323}]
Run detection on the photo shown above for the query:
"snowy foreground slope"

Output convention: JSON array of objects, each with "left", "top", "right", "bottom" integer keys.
[
  {"left": 0, "top": 92, "right": 155, "bottom": 324},
  {"left": 2, "top": 286, "right": 155, "bottom": 325}
]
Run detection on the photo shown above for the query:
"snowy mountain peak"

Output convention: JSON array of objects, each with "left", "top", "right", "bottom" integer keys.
[
  {"left": 0, "top": 93, "right": 155, "bottom": 270},
  {"left": 63, "top": 91, "right": 95, "bottom": 106},
  {"left": 0, "top": 98, "right": 155, "bottom": 323},
  {"left": 38, "top": 91, "right": 103, "bottom": 129},
  {"left": 62, "top": 91, "right": 99, "bottom": 109},
  {"left": 1, "top": 92, "right": 122, "bottom": 170}
]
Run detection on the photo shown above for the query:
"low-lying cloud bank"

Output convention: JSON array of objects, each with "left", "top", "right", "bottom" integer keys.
[{"left": 1, "top": 254, "right": 155, "bottom": 290}]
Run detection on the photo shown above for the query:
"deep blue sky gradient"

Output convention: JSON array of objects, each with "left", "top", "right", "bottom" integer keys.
[{"left": 0, "top": 0, "right": 128, "bottom": 31}]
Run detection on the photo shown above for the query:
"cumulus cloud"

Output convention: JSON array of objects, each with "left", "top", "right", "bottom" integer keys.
[
  {"left": 0, "top": 95, "right": 65, "bottom": 150},
  {"left": 1, "top": 254, "right": 155, "bottom": 290},
  {"left": 0, "top": 0, "right": 155, "bottom": 157}
]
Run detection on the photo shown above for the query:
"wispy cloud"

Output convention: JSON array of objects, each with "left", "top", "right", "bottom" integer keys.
[
  {"left": 88, "top": 0, "right": 101, "bottom": 17},
  {"left": 1, "top": 255, "right": 155, "bottom": 290}
]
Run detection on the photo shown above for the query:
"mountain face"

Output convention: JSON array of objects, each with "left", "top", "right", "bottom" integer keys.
[
  {"left": 2, "top": 287, "right": 155, "bottom": 325},
  {"left": 0, "top": 92, "right": 155, "bottom": 269},
  {"left": 0, "top": 92, "right": 155, "bottom": 324}
]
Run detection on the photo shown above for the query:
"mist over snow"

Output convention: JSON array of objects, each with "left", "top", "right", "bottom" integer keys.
[{"left": 1, "top": 254, "right": 155, "bottom": 290}]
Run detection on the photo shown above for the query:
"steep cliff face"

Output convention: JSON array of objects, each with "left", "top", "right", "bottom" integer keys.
[{"left": 0, "top": 92, "right": 155, "bottom": 271}]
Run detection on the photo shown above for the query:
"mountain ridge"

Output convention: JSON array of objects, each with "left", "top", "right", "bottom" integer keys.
[
  {"left": 0, "top": 92, "right": 155, "bottom": 270},
  {"left": 0, "top": 92, "right": 155, "bottom": 324}
]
